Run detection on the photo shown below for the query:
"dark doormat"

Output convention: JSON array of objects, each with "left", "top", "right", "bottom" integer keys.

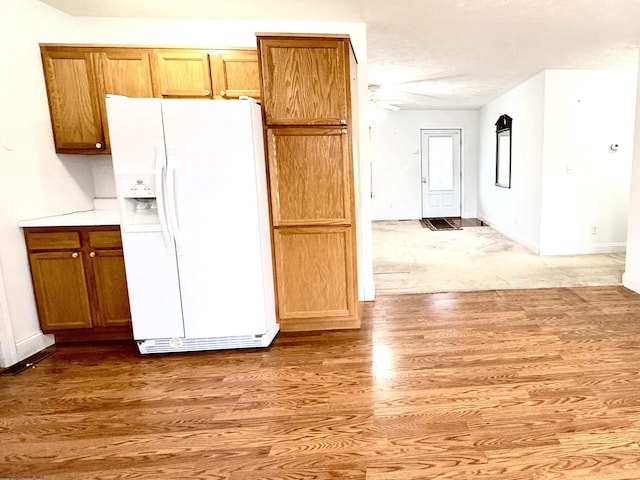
[
  {"left": 0, "top": 347, "right": 55, "bottom": 375},
  {"left": 420, "top": 218, "right": 462, "bottom": 231}
]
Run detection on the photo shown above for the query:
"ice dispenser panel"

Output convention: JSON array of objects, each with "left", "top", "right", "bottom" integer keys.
[
  {"left": 115, "top": 174, "right": 161, "bottom": 231},
  {"left": 115, "top": 173, "right": 155, "bottom": 199}
]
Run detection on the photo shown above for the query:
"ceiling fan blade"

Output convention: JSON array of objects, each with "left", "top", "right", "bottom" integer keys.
[
  {"left": 394, "top": 73, "right": 465, "bottom": 85},
  {"left": 379, "top": 102, "right": 400, "bottom": 111}
]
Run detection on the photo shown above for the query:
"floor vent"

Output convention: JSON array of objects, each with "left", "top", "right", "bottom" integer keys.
[{"left": 137, "top": 331, "right": 277, "bottom": 354}]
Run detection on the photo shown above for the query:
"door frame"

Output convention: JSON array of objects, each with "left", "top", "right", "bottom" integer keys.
[{"left": 420, "top": 128, "right": 463, "bottom": 218}]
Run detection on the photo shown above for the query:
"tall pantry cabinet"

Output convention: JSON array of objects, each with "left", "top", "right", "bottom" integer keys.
[{"left": 257, "top": 34, "right": 360, "bottom": 332}]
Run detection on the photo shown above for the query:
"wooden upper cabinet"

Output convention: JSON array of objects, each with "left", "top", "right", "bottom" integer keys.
[
  {"left": 267, "top": 127, "right": 352, "bottom": 226},
  {"left": 210, "top": 50, "right": 261, "bottom": 100},
  {"left": 96, "top": 49, "right": 154, "bottom": 151},
  {"left": 40, "top": 47, "right": 106, "bottom": 153},
  {"left": 258, "top": 37, "right": 349, "bottom": 125},
  {"left": 151, "top": 50, "right": 213, "bottom": 97},
  {"left": 40, "top": 45, "right": 260, "bottom": 154},
  {"left": 97, "top": 49, "right": 154, "bottom": 98}
]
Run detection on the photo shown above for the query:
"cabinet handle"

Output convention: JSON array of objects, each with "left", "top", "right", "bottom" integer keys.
[
  {"left": 205, "top": 89, "right": 211, "bottom": 96},
  {"left": 340, "top": 119, "right": 347, "bottom": 124},
  {"left": 95, "top": 143, "right": 102, "bottom": 149},
  {"left": 89, "top": 252, "right": 96, "bottom": 258},
  {"left": 220, "top": 90, "right": 226, "bottom": 97},
  {"left": 71, "top": 252, "right": 79, "bottom": 258}
]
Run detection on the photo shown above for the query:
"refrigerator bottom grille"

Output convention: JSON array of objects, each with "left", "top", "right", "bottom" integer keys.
[{"left": 136, "top": 330, "right": 278, "bottom": 354}]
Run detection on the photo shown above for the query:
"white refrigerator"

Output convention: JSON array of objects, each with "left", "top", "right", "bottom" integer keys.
[{"left": 105, "top": 96, "right": 279, "bottom": 354}]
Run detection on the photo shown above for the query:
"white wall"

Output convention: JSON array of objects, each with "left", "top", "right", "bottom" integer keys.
[
  {"left": 540, "top": 70, "right": 636, "bottom": 255},
  {"left": 623, "top": 53, "right": 640, "bottom": 294},
  {"left": 478, "top": 72, "right": 546, "bottom": 252},
  {"left": 0, "top": 0, "right": 99, "bottom": 367},
  {"left": 0, "top": 2, "right": 375, "bottom": 366},
  {"left": 370, "top": 109, "right": 479, "bottom": 220},
  {"left": 478, "top": 69, "right": 637, "bottom": 256}
]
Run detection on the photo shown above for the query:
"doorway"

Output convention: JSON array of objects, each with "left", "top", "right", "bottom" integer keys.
[{"left": 420, "top": 129, "right": 461, "bottom": 218}]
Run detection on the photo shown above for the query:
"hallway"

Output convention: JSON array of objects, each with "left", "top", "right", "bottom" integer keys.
[{"left": 373, "top": 220, "right": 626, "bottom": 295}]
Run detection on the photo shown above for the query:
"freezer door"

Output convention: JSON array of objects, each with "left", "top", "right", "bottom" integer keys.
[
  {"left": 107, "top": 96, "right": 184, "bottom": 340},
  {"left": 106, "top": 96, "right": 165, "bottom": 178},
  {"left": 121, "top": 232, "right": 185, "bottom": 340},
  {"left": 161, "top": 100, "right": 273, "bottom": 338}
]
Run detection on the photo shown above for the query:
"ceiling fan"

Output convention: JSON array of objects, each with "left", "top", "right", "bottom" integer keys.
[
  {"left": 369, "top": 73, "right": 465, "bottom": 105},
  {"left": 368, "top": 85, "right": 403, "bottom": 111}
]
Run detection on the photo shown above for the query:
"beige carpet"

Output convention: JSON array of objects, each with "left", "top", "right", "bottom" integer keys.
[{"left": 373, "top": 220, "right": 626, "bottom": 295}]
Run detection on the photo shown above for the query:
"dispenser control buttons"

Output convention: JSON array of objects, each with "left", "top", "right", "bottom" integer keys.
[{"left": 130, "top": 180, "right": 152, "bottom": 196}]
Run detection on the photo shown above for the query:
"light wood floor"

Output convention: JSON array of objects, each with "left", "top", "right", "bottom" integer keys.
[{"left": 1, "top": 286, "right": 639, "bottom": 479}]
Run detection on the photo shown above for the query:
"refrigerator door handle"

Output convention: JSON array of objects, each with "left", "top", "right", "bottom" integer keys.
[
  {"left": 166, "top": 146, "right": 183, "bottom": 254},
  {"left": 155, "top": 146, "right": 174, "bottom": 254}
]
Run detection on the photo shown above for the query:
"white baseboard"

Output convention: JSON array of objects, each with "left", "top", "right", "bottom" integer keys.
[
  {"left": 622, "top": 272, "right": 640, "bottom": 294},
  {"left": 15, "top": 332, "right": 55, "bottom": 364},
  {"left": 540, "top": 243, "right": 626, "bottom": 256},
  {"left": 478, "top": 215, "right": 627, "bottom": 256}
]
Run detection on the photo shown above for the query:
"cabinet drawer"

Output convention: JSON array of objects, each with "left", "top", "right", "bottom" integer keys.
[
  {"left": 26, "top": 232, "right": 81, "bottom": 250},
  {"left": 88, "top": 230, "right": 122, "bottom": 248}
]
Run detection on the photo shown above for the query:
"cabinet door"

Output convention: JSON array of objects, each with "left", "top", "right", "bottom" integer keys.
[
  {"left": 152, "top": 50, "right": 212, "bottom": 97},
  {"left": 29, "top": 251, "right": 93, "bottom": 330},
  {"left": 40, "top": 47, "right": 106, "bottom": 153},
  {"left": 258, "top": 38, "right": 349, "bottom": 125},
  {"left": 273, "top": 226, "right": 358, "bottom": 330},
  {"left": 96, "top": 49, "right": 154, "bottom": 151},
  {"left": 98, "top": 49, "right": 154, "bottom": 98},
  {"left": 267, "top": 127, "right": 352, "bottom": 226},
  {"left": 89, "top": 249, "right": 131, "bottom": 327},
  {"left": 210, "top": 50, "right": 261, "bottom": 100}
]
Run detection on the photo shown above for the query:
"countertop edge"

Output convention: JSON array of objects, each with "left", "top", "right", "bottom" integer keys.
[{"left": 18, "top": 209, "right": 121, "bottom": 228}]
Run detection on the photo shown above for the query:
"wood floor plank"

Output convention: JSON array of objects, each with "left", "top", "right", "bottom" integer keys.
[{"left": 1, "top": 286, "right": 638, "bottom": 479}]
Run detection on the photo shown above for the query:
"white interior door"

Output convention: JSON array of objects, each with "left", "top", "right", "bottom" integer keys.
[{"left": 421, "top": 129, "right": 461, "bottom": 218}]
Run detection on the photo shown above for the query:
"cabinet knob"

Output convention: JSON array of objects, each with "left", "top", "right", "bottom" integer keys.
[
  {"left": 89, "top": 251, "right": 96, "bottom": 258},
  {"left": 340, "top": 119, "right": 347, "bottom": 124},
  {"left": 205, "top": 89, "right": 211, "bottom": 96},
  {"left": 71, "top": 252, "right": 79, "bottom": 258},
  {"left": 220, "top": 90, "right": 226, "bottom": 97},
  {"left": 341, "top": 129, "right": 348, "bottom": 134},
  {"left": 95, "top": 143, "right": 102, "bottom": 149}
]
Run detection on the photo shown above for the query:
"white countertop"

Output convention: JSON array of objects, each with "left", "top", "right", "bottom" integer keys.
[{"left": 18, "top": 209, "right": 121, "bottom": 228}]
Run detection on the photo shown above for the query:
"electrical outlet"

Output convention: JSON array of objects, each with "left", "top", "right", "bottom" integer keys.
[{"left": 591, "top": 225, "right": 597, "bottom": 235}]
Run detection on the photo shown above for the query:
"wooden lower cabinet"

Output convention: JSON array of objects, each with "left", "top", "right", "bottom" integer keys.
[
  {"left": 28, "top": 250, "right": 94, "bottom": 330},
  {"left": 272, "top": 226, "right": 359, "bottom": 331},
  {"left": 24, "top": 226, "right": 132, "bottom": 341}
]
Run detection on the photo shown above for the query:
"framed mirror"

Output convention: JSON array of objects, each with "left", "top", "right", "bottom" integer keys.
[{"left": 495, "top": 114, "right": 512, "bottom": 188}]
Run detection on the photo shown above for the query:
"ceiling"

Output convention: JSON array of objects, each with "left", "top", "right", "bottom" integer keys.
[{"left": 39, "top": 0, "right": 640, "bottom": 109}]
